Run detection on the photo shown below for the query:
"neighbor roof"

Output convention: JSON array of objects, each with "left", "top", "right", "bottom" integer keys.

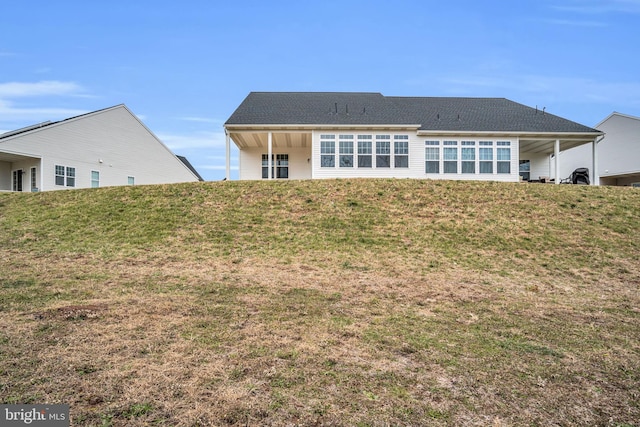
[{"left": 225, "top": 92, "right": 600, "bottom": 134}]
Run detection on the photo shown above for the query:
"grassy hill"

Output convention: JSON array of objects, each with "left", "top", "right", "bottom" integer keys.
[{"left": 0, "top": 179, "right": 638, "bottom": 426}]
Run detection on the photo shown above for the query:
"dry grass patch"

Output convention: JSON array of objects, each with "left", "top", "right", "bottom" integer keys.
[{"left": 1, "top": 179, "right": 639, "bottom": 426}]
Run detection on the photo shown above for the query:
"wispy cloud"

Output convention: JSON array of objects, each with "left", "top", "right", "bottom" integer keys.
[
  {"left": 551, "top": 0, "right": 640, "bottom": 14},
  {"left": 157, "top": 130, "right": 226, "bottom": 150},
  {"left": 0, "top": 100, "right": 88, "bottom": 123},
  {"left": 542, "top": 18, "right": 607, "bottom": 27},
  {"left": 0, "top": 80, "right": 84, "bottom": 98},
  {"left": 177, "top": 116, "right": 222, "bottom": 124}
]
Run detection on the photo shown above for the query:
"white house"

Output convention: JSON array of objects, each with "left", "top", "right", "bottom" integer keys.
[
  {"left": 224, "top": 92, "right": 602, "bottom": 184},
  {"left": 0, "top": 104, "right": 202, "bottom": 192},
  {"left": 554, "top": 112, "right": 640, "bottom": 186}
]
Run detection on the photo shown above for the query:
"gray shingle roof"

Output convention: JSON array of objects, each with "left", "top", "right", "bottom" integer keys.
[{"left": 225, "top": 92, "right": 600, "bottom": 134}]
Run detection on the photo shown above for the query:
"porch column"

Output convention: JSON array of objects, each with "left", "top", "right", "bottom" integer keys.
[
  {"left": 554, "top": 139, "right": 560, "bottom": 184},
  {"left": 225, "top": 130, "right": 231, "bottom": 181},
  {"left": 592, "top": 137, "right": 599, "bottom": 186},
  {"left": 268, "top": 132, "right": 273, "bottom": 180}
]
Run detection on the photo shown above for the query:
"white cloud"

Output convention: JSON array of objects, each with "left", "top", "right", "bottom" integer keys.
[
  {"left": 0, "top": 100, "right": 88, "bottom": 124},
  {"left": 542, "top": 18, "right": 607, "bottom": 27},
  {"left": 0, "top": 80, "right": 84, "bottom": 98},
  {"left": 177, "top": 116, "right": 222, "bottom": 124},
  {"left": 552, "top": 0, "right": 640, "bottom": 14},
  {"left": 156, "top": 130, "right": 227, "bottom": 150}
]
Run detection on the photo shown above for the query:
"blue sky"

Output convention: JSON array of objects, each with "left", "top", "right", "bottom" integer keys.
[{"left": 1, "top": 0, "right": 639, "bottom": 181}]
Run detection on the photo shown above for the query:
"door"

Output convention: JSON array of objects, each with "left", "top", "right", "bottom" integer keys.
[{"left": 12, "top": 169, "right": 23, "bottom": 192}]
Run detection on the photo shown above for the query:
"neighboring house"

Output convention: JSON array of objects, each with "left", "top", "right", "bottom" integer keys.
[
  {"left": 554, "top": 112, "right": 640, "bottom": 186},
  {"left": 0, "top": 104, "right": 202, "bottom": 192},
  {"left": 223, "top": 92, "right": 602, "bottom": 184}
]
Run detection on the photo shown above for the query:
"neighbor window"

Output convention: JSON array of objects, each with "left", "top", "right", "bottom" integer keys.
[
  {"left": 30, "top": 167, "right": 37, "bottom": 190},
  {"left": 55, "top": 165, "right": 75, "bottom": 187},
  {"left": 357, "top": 135, "right": 372, "bottom": 168},
  {"left": 339, "top": 135, "right": 354, "bottom": 168},
  {"left": 320, "top": 135, "right": 336, "bottom": 167},
  {"left": 425, "top": 141, "right": 440, "bottom": 174},
  {"left": 443, "top": 141, "right": 458, "bottom": 174},
  {"left": 376, "top": 135, "right": 391, "bottom": 168},
  {"left": 128, "top": 176, "right": 135, "bottom": 185},
  {"left": 91, "top": 170, "right": 100, "bottom": 188},
  {"left": 394, "top": 135, "right": 409, "bottom": 168}
]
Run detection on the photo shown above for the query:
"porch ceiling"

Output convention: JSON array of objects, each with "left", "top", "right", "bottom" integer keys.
[
  {"left": 230, "top": 131, "right": 312, "bottom": 149},
  {"left": 518, "top": 137, "right": 596, "bottom": 154},
  {"left": 0, "top": 151, "right": 40, "bottom": 162}
]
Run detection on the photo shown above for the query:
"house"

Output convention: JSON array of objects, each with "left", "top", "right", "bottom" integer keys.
[
  {"left": 223, "top": 92, "right": 603, "bottom": 183},
  {"left": 0, "top": 104, "right": 202, "bottom": 192},
  {"left": 554, "top": 112, "right": 640, "bottom": 186}
]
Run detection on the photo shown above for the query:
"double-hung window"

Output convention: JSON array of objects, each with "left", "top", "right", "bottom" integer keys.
[
  {"left": 55, "top": 165, "right": 76, "bottom": 187},
  {"left": 357, "top": 135, "right": 372, "bottom": 168},
  {"left": 443, "top": 141, "right": 458, "bottom": 174},
  {"left": 479, "top": 142, "right": 493, "bottom": 174},
  {"left": 376, "top": 135, "right": 391, "bottom": 168},
  {"left": 497, "top": 142, "right": 511, "bottom": 174},
  {"left": 339, "top": 135, "right": 354, "bottom": 167},
  {"left": 394, "top": 135, "right": 409, "bottom": 168},
  {"left": 461, "top": 141, "right": 476, "bottom": 174},
  {"left": 425, "top": 141, "right": 440, "bottom": 173},
  {"left": 320, "top": 135, "right": 336, "bottom": 167}
]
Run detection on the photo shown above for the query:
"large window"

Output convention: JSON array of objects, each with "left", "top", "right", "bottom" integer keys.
[
  {"left": 443, "top": 141, "right": 458, "bottom": 174},
  {"left": 479, "top": 142, "right": 493, "bottom": 174},
  {"left": 394, "top": 135, "right": 409, "bottom": 168},
  {"left": 320, "top": 135, "right": 336, "bottom": 167},
  {"left": 357, "top": 135, "right": 372, "bottom": 168},
  {"left": 55, "top": 165, "right": 75, "bottom": 187},
  {"left": 497, "top": 142, "right": 511, "bottom": 174},
  {"left": 461, "top": 141, "right": 475, "bottom": 174},
  {"left": 376, "top": 135, "right": 391, "bottom": 168},
  {"left": 261, "top": 154, "right": 289, "bottom": 178},
  {"left": 425, "top": 141, "right": 440, "bottom": 173},
  {"left": 339, "top": 135, "right": 354, "bottom": 168}
]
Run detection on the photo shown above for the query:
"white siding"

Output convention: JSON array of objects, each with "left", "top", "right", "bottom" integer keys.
[
  {"left": 597, "top": 114, "right": 640, "bottom": 177},
  {"left": 0, "top": 162, "right": 11, "bottom": 190},
  {"left": 0, "top": 105, "right": 199, "bottom": 191},
  {"left": 522, "top": 151, "right": 553, "bottom": 181},
  {"left": 239, "top": 146, "right": 312, "bottom": 180}
]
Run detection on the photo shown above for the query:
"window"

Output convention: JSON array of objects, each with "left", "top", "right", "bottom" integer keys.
[
  {"left": 357, "top": 135, "right": 372, "bottom": 168},
  {"left": 443, "top": 141, "right": 458, "bottom": 174},
  {"left": 55, "top": 165, "right": 75, "bottom": 187},
  {"left": 320, "top": 135, "right": 335, "bottom": 168},
  {"left": 30, "top": 167, "right": 37, "bottom": 191},
  {"left": 376, "top": 135, "right": 391, "bottom": 168},
  {"left": 519, "top": 160, "right": 530, "bottom": 181},
  {"left": 262, "top": 154, "right": 289, "bottom": 178},
  {"left": 461, "top": 141, "right": 475, "bottom": 174},
  {"left": 91, "top": 170, "right": 100, "bottom": 188},
  {"left": 128, "top": 176, "right": 135, "bottom": 185},
  {"left": 497, "top": 142, "right": 511, "bottom": 174},
  {"left": 339, "top": 135, "right": 354, "bottom": 168},
  {"left": 394, "top": 135, "right": 409, "bottom": 168},
  {"left": 479, "top": 142, "right": 493, "bottom": 174},
  {"left": 425, "top": 141, "right": 440, "bottom": 173}
]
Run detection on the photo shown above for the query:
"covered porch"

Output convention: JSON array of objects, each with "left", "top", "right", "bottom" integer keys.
[
  {"left": 0, "top": 151, "right": 42, "bottom": 192},
  {"left": 225, "top": 128, "right": 313, "bottom": 180},
  {"left": 519, "top": 134, "right": 603, "bottom": 185}
]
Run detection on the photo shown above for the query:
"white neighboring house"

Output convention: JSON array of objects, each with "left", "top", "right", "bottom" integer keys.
[
  {"left": 224, "top": 92, "right": 602, "bottom": 183},
  {"left": 0, "top": 104, "right": 202, "bottom": 192},
  {"left": 554, "top": 112, "right": 640, "bottom": 186}
]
